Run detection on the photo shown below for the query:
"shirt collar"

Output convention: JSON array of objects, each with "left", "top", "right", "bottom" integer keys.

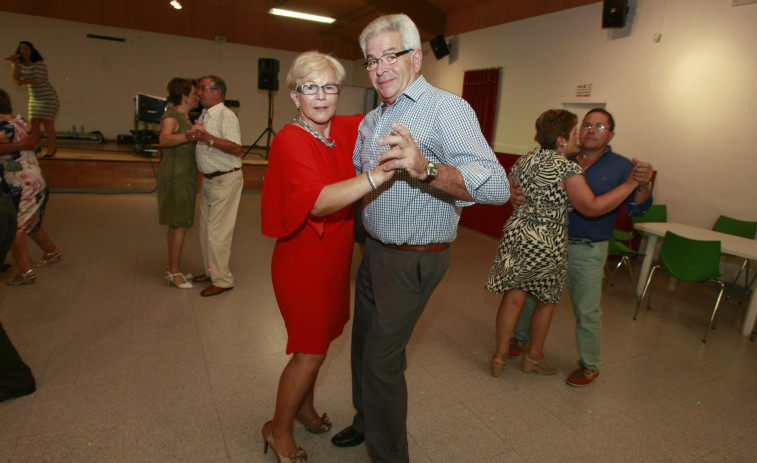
[{"left": 378, "top": 75, "right": 429, "bottom": 111}]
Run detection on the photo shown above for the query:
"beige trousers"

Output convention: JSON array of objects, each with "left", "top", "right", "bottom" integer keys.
[{"left": 198, "top": 170, "right": 243, "bottom": 288}]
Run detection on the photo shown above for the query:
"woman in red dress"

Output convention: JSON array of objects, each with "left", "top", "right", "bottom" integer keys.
[{"left": 260, "top": 52, "right": 394, "bottom": 463}]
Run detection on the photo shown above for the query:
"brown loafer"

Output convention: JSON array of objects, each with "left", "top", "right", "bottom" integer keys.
[
  {"left": 193, "top": 274, "right": 211, "bottom": 283},
  {"left": 200, "top": 284, "right": 232, "bottom": 297}
]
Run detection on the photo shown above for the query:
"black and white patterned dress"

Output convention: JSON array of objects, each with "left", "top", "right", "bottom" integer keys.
[
  {"left": 485, "top": 148, "right": 583, "bottom": 303},
  {"left": 18, "top": 62, "right": 59, "bottom": 120}
]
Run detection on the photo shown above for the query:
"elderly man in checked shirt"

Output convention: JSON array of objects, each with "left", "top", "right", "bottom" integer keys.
[
  {"left": 329, "top": 14, "right": 510, "bottom": 463},
  {"left": 185, "top": 75, "right": 243, "bottom": 297}
]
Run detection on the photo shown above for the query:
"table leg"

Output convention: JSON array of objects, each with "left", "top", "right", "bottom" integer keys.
[{"left": 636, "top": 235, "right": 658, "bottom": 299}]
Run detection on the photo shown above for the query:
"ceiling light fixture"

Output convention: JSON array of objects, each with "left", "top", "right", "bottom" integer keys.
[
  {"left": 170, "top": 0, "right": 182, "bottom": 10},
  {"left": 269, "top": 8, "right": 336, "bottom": 24}
]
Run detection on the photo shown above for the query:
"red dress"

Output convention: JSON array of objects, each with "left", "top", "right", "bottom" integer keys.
[{"left": 261, "top": 115, "right": 362, "bottom": 354}]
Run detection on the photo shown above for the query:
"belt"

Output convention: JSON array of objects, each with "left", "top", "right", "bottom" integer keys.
[
  {"left": 385, "top": 242, "right": 450, "bottom": 252},
  {"left": 568, "top": 238, "right": 606, "bottom": 247},
  {"left": 204, "top": 167, "right": 241, "bottom": 179}
]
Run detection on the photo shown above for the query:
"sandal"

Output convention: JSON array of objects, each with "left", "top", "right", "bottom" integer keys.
[
  {"left": 491, "top": 354, "right": 507, "bottom": 377},
  {"left": 7, "top": 269, "right": 37, "bottom": 286},
  {"left": 33, "top": 248, "right": 62, "bottom": 268}
]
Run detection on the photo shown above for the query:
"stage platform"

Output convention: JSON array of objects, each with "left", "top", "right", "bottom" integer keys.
[{"left": 37, "top": 140, "right": 268, "bottom": 192}]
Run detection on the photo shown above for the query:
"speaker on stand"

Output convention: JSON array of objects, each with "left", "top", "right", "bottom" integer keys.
[{"left": 244, "top": 58, "right": 279, "bottom": 159}]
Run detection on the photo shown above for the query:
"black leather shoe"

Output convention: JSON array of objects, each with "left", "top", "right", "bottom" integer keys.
[
  {"left": 331, "top": 425, "right": 365, "bottom": 447},
  {"left": 0, "top": 384, "right": 36, "bottom": 403}
]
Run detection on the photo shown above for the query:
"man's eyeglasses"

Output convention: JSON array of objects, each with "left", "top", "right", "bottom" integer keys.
[
  {"left": 297, "top": 83, "right": 341, "bottom": 95},
  {"left": 581, "top": 122, "right": 608, "bottom": 132},
  {"left": 362, "top": 49, "right": 413, "bottom": 71},
  {"left": 199, "top": 86, "right": 218, "bottom": 92}
]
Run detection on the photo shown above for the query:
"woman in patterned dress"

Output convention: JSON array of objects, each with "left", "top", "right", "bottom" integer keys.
[
  {"left": 7, "top": 41, "right": 59, "bottom": 157},
  {"left": 157, "top": 78, "right": 198, "bottom": 289},
  {"left": 0, "top": 89, "right": 61, "bottom": 286},
  {"left": 486, "top": 109, "right": 639, "bottom": 377}
]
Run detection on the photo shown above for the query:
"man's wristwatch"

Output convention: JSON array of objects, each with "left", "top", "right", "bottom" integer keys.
[
  {"left": 637, "top": 182, "right": 652, "bottom": 193},
  {"left": 423, "top": 162, "right": 439, "bottom": 183},
  {"left": 208, "top": 137, "right": 215, "bottom": 148}
]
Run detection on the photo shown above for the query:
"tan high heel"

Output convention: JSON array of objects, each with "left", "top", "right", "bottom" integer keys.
[
  {"left": 33, "top": 248, "right": 62, "bottom": 268},
  {"left": 491, "top": 354, "right": 507, "bottom": 377},
  {"left": 262, "top": 421, "right": 308, "bottom": 462},
  {"left": 295, "top": 412, "right": 332, "bottom": 434},
  {"left": 165, "top": 271, "right": 193, "bottom": 289},
  {"left": 7, "top": 269, "right": 37, "bottom": 286},
  {"left": 522, "top": 354, "right": 557, "bottom": 375}
]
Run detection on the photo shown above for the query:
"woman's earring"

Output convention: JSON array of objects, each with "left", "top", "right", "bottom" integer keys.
[
  {"left": 563, "top": 142, "right": 567, "bottom": 147},
  {"left": 296, "top": 103, "right": 300, "bottom": 109}
]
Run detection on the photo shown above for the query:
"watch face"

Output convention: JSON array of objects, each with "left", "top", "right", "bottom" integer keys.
[{"left": 426, "top": 162, "right": 439, "bottom": 177}]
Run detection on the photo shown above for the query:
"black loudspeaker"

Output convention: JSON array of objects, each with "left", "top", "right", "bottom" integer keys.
[
  {"left": 258, "top": 58, "right": 279, "bottom": 91},
  {"left": 430, "top": 35, "right": 450, "bottom": 60},
  {"left": 602, "top": 0, "right": 628, "bottom": 28}
]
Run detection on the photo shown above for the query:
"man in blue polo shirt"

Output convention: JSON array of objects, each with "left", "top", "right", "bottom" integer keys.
[{"left": 511, "top": 108, "right": 654, "bottom": 386}]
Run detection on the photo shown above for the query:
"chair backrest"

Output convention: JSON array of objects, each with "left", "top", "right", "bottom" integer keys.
[
  {"left": 632, "top": 204, "right": 667, "bottom": 226},
  {"left": 658, "top": 231, "right": 721, "bottom": 282},
  {"left": 712, "top": 215, "right": 757, "bottom": 240}
]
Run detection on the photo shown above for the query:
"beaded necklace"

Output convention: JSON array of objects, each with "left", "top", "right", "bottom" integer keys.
[{"left": 294, "top": 115, "right": 334, "bottom": 148}]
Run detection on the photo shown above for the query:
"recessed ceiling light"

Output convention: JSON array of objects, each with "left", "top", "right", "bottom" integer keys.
[
  {"left": 170, "top": 0, "right": 182, "bottom": 10},
  {"left": 269, "top": 8, "right": 336, "bottom": 24}
]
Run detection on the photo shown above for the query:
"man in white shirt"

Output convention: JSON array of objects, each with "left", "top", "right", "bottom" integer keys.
[{"left": 186, "top": 75, "right": 243, "bottom": 297}]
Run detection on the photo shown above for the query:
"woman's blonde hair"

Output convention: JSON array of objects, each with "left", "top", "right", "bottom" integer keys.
[{"left": 286, "top": 51, "right": 345, "bottom": 90}]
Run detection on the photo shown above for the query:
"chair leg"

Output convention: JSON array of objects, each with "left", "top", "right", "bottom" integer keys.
[
  {"left": 738, "top": 262, "right": 755, "bottom": 305},
  {"left": 725, "top": 259, "right": 748, "bottom": 300},
  {"left": 621, "top": 256, "right": 638, "bottom": 297},
  {"left": 634, "top": 265, "right": 658, "bottom": 320},
  {"left": 702, "top": 280, "right": 726, "bottom": 343}
]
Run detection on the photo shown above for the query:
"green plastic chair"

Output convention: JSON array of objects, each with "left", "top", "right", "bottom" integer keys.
[
  {"left": 605, "top": 228, "right": 645, "bottom": 289},
  {"left": 712, "top": 215, "right": 757, "bottom": 302},
  {"left": 634, "top": 231, "right": 725, "bottom": 343},
  {"left": 632, "top": 204, "right": 668, "bottom": 238}
]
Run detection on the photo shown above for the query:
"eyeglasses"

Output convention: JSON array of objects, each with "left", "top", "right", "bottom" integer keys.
[
  {"left": 362, "top": 49, "right": 413, "bottom": 71},
  {"left": 199, "top": 86, "right": 218, "bottom": 92},
  {"left": 297, "top": 83, "right": 341, "bottom": 95},
  {"left": 581, "top": 122, "right": 608, "bottom": 132}
]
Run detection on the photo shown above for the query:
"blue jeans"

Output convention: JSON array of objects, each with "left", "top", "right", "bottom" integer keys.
[{"left": 514, "top": 240, "right": 608, "bottom": 371}]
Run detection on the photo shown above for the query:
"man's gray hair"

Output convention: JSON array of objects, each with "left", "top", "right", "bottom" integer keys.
[{"left": 359, "top": 14, "right": 421, "bottom": 58}]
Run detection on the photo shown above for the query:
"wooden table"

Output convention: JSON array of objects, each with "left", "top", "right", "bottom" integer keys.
[{"left": 634, "top": 222, "right": 757, "bottom": 337}]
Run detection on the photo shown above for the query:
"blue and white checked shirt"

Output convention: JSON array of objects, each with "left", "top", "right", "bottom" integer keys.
[{"left": 354, "top": 76, "right": 509, "bottom": 245}]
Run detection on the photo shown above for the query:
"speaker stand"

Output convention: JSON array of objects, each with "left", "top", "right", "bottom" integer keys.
[{"left": 244, "top": 90, "right": 276, "bottom": 160}]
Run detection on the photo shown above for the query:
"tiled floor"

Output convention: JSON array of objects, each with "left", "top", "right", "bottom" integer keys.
[{"left": 1, "top": 192, "right": 756, "bottom": 462}]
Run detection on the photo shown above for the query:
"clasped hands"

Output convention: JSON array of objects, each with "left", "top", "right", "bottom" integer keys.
[
  {"left": 630, "top": 158, "right": 653, "bottom": 187},
  {"left": 375, "top": 122, "right": 430, "bottom": 181},
  {"left": 185, "top": 123, "right": 209, "bottom": 143}
]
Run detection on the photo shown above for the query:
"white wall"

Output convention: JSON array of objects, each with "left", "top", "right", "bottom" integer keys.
[
  {"left": 420, "top": 0, "right": 757, "bottom": 228},
  {"left": 0, "top": 12, "right": 369, "bottom": 147},
  {"left": 3, "top": 2, "right": 756, "bottom": 228}
]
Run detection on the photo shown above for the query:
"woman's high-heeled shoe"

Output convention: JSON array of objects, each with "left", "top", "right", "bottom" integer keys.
[
  {"left": 295, "top": 412, "right": 332, "bottom": 434},
  {"left": 522, "top": 354, "right": 557, "bottom": 376},
  {"left": 491, "top": 354, "right": 507, "bottom": 377},
  {"left": 33, "top": 248, "right": 62, "bottom": 268},
  {"left": 261, "top": 421, "right": 308, "bottom": 462},
  {"left": 7, "top": 269, "right": 37, "bottom": 286},
  {"left": 165, "top": 271, "right": 193, "bottom": 289},
  {"left": 43, "top": 149, "right": 57, "bottom": 158}
]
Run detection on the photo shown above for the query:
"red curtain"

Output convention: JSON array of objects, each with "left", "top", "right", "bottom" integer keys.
[{"left": 461, "top": 68, "right": 500, "bottom": 146}]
